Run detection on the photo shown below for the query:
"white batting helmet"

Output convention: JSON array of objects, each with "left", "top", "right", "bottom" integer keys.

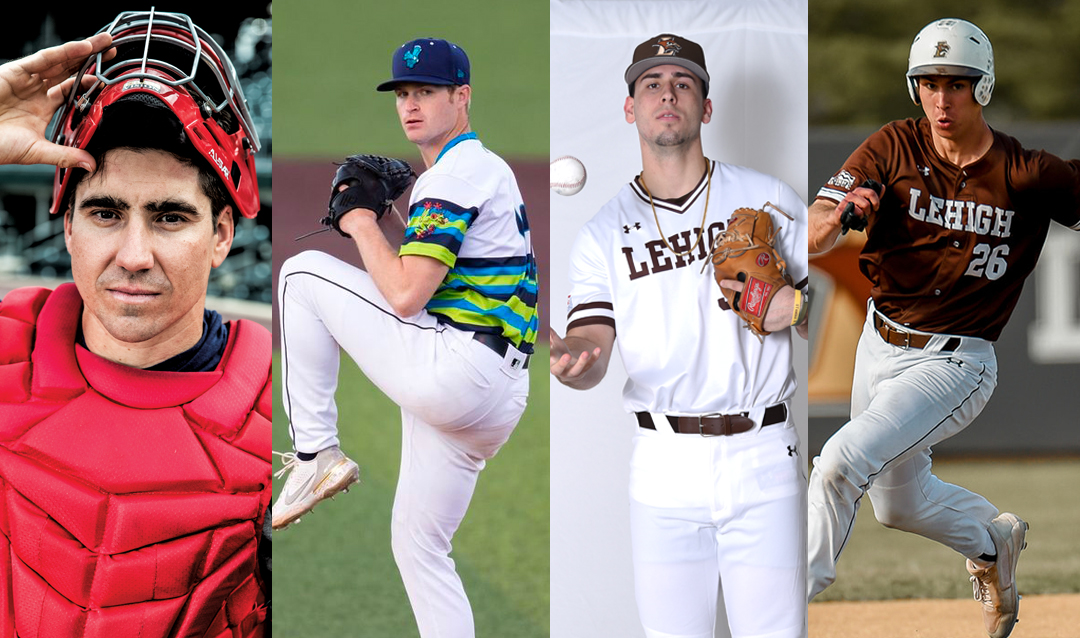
[{"left": 906, "top": 18, "right": 994, "bottom": 106}]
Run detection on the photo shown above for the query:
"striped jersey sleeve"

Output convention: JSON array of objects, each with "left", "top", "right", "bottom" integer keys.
[
  {"left": 566, "top": 221, "right": 615, "bottom": 333},
  {"left": 400, "top": 146, "right": 538, "bottom": 352},
  {"left": 400, "top": 197, "right": 479, "bottom": 266}
]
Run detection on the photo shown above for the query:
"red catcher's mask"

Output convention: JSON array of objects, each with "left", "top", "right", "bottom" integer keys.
[{"left": 50, "top": 9, "right": 262, "bottom": 218}]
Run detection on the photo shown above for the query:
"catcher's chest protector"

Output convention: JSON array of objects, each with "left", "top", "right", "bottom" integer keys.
[{"left": 0, "top": 284, "right": 271, "bottom": 638}]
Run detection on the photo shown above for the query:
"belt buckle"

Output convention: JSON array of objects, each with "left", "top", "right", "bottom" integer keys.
[
  {"left": 886, "top": 324, "right": 911, "bottom": 350},
  {"left": 699, "top": 413, "right": 723, "bottom": 437}
]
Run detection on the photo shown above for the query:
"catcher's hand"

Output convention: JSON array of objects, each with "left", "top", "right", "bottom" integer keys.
[
  {"left": 710, "top": 202, "right": 793, "bottom": 340},
  {"left": 0, "top": 33, "right": 114, "bottom": 170},
  {"left": 321, "top": 154, "right": 415, "bottom": 238}
]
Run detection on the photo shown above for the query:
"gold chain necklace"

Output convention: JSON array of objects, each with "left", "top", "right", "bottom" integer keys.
[{"left": 639, "top": 157, "right": 712, "bottom": 257}]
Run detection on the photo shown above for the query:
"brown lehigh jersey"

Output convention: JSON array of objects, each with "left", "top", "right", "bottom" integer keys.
[{"left": 817, "top": 118, "right": 1080, "bottom": 341}]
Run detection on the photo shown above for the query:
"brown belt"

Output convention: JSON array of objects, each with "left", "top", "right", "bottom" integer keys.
[
  {"left": 873, "top": 314, "right": 960, "bottom": 352},
  {"left": 636, "top": 404, "right": 787, "bottom": 436}
]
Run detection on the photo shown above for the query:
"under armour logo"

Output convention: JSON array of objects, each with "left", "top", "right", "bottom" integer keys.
[
  {"left": 918, "top": 165, "right": 931, "bottom": 176},
  {"left": 946, "top": 357, "right": 964, "bottom": 368},
  {"left": 787, "top": 445, "right": 798, "bottom": 457},
  {"left": 623, "top": 222, "right": 642, "bottom": 233}
]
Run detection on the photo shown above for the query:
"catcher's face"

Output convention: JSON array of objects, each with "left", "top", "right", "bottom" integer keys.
[
  {"left": 394, "top": 83, "right": 470, "bottom": 148},
  {"left": 625, "top": 65, "right": 712, "bottom": 149},
  {"left": 64, "top": 149, "right": 234, "bottom": 361},
  {"left": 917, "top": 76, "right": 983, "bottom": 140}
]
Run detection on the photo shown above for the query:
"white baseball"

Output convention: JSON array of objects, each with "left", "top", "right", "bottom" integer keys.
[{"left": 550, "top": 155, "right": 587, "bottom": 196}]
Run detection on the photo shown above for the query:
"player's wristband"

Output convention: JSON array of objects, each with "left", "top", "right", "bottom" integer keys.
[{"left": 791, "top": 289, "right": 809, "bottom": 326}]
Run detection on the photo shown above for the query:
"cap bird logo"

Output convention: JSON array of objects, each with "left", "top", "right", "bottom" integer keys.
[
  {"left": 654, "top": 37, "right": 681, "bottom": 56},
  {"left": 934, "top": 41, "right": 950, "bottom": 58},
  {"left": 404, "top": 45, "right": 422, "bottom": 68}
]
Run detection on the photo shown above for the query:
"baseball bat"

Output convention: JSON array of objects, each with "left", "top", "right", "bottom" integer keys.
[{"left": 840, "top": 179, "right": 883, "bottom": 235}]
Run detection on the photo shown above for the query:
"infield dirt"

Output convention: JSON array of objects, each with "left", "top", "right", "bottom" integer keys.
[{"left": 810, "top": 593, "right": 1080, "bottom": 637}]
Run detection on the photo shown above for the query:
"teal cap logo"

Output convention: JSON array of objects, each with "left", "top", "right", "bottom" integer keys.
[{"left": 403, "top": 45, "right": 421, "bottom": 68}]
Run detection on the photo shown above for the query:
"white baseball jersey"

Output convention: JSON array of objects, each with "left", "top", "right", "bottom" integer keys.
[
  {"left": 278, "top": 132, "right": 534, "bottom": 638},
  {"left": 567, "top": 160, "right": 809, "bottom": 414},
  {"left": 401, "top": 133, "right": 538, "bottom": 352}
]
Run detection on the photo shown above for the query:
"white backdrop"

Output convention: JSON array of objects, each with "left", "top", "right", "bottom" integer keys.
[{"left": 548, "top": 1, "right": 809, "bottom": 636}]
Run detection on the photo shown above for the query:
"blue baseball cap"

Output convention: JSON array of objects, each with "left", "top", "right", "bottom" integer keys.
[{"left": 376, "top": 38, "right": 471, "bottom": 91}]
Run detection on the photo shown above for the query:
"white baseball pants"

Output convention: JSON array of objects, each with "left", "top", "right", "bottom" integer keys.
[
  {"left": 629, "top": 415, "right": 807, "bottom": 638},
  {"left": 807, "top": 303, "right": 1000, "bottom": 601},
  {"left": 279, "top": 250, "right": 529, "bottom": 638}
]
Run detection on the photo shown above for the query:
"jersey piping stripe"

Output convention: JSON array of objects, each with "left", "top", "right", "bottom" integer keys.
[
  {"left": 280, "top": 270, "right": 446, "bottom": 442},
  {"left": 568, "top": 315, "right": 616, "bottom": 332},
  {"left": 817, "top": 186, "right": 846, "bottom": 203},
  {"left": 1070, "top": 218, "right": 1080, "bottom": 230},
  {"left": 795, "top": 276, "right": 809, "bottom": 290},
  {"left": 832, "top": 360, "right": 989, "bottom": 563},
  {"left": 629, "top": 161, "right": 716, "bottom": 213},
  {"left": 568, "top": 300, "right": 614, "bottom": 318},
  {"left": 434, "top": 131, "right": 479, "bottom": 164}
]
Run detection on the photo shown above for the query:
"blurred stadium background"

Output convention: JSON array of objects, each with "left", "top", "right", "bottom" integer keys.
[
  {"left": 808, "top": 1, "right": 1080, "bottom": 633},
  {"left": 271, "top": 1, "right": 548, "bottom": 636},
  {"left": 0, "top": 6, "right": 272, "bottom": 325}
]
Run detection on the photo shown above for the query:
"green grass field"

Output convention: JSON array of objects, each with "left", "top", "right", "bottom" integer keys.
[
  {"left": 274, "top": 0, "right": 549, "bottom": 158},
  {"left": 271, "top": 347, "right": 550, "bottom": 637},
  {"left": 815, "top": 458, "right": 1080, "bottom": 601}
]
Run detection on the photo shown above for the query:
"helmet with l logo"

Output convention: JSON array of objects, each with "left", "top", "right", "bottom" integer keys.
[{"left": 906, "top": 18, "right": 994, "bottom": 107}]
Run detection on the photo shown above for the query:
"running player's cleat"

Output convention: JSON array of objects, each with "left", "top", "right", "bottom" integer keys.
[
  {"left": 272, "top": 447, "right": 360, "bottom": 530},
  {"left": 967, "top": 513, "right": 1028, "bottom": 638}
]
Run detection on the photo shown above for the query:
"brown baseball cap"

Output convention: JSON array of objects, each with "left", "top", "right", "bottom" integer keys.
[{"left": 625, "top": 34, "right": 710, "bottom": 97}]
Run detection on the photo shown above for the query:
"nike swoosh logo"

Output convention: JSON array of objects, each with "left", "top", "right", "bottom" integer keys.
[{"left": 282, "top": 470, "right": 316, "bottom": 502}]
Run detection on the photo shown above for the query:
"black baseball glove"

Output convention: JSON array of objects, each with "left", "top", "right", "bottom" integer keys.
[{"left": 321, "top": 154, "right": 416, "bottom": 238}]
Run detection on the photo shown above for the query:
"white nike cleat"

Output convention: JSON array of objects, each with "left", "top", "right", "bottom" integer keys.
[
  {"left": 967, "top": 512, "right": 1028, "bottom": 638},
  {"left": 272, "top": 447, "right": 360, "bottom": 530}
]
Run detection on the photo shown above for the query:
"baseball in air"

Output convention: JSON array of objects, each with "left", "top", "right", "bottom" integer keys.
[{"left": 550, "top": 155, "right": 587, "bottom": 196}]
